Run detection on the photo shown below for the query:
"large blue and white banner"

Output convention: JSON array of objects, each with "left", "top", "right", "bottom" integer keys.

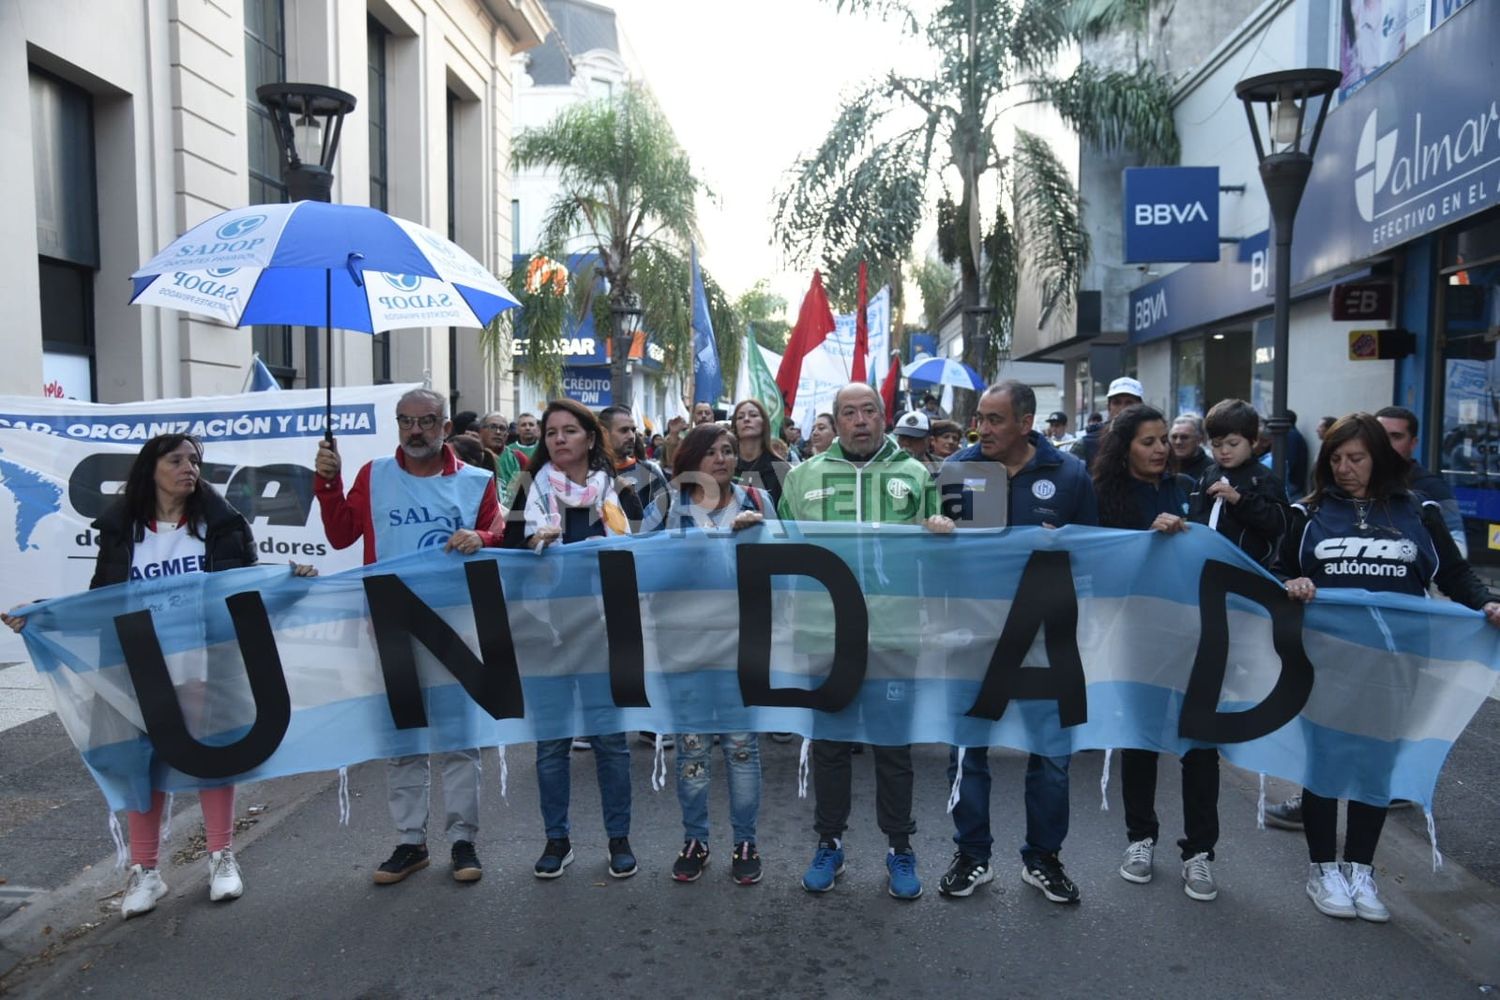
[
  {"left": 0, "top": 384, "right": 419, "bottom": 661},
  {"left": 17, "top": 525, "right": 1499, "bottom": 814}
]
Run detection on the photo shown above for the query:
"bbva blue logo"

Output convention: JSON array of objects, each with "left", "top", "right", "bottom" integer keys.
[
  {"left": 216, "top": 215, "right": 267, "bottom": 240},
  {"left": 383, "top": 273, "right": 423, "bottom": 292}
]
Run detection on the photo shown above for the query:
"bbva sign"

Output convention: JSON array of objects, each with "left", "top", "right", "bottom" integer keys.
[{"left": 1123, "top": 166, "right": 1221, "bottom": 264}]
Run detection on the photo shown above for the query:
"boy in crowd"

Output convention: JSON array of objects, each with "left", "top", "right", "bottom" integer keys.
[{"left": 1187, "top": 399, "right": 1289, "bottom": 567}]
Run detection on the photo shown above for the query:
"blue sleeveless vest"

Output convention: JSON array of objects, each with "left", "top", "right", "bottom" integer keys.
[
  {"left": 369, "top": 457, "right": 492, "bottom": 559},
  {"left": 1295, "top": 492, "right": 1439, "bottom": 597}
]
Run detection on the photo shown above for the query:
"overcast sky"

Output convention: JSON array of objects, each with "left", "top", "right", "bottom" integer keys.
[{"left": 608, "top": 0, "right": 938, "bottom": 314}]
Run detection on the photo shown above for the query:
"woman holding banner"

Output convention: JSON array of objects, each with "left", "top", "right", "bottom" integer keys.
[
  {"left": 1283, "top": 413, "right": 1500, "bottom": 923},
  {"left": 731, "top": 398, "right": 785, "bottom": 506},
  {"left": 1092, "top": 405, "right": 1224, "bottom": 904},
  {"left": 4, "top": 433, "right": 316, "bottom": 919},
  {"left": 515, "top": 399, "right": 641, "bottom": 880},
  {"left": 642, "top": 423, "right": 775, "bottom": 884}
]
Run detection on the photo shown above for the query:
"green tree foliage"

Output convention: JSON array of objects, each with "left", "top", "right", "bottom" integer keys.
[
  {"left": 735, "top": 280, "right": 790, "bottom": 354},
  {"left": 776, "top": 0, "right": 1177, "bottom": 416}
]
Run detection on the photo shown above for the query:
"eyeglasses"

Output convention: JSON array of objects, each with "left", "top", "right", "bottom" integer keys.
[{"left": 395, "top": 414, "right": 441, "bottom": 430}]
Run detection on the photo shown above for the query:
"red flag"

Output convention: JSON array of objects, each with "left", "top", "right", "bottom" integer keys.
[
  {"left": 880, "top": 352, "right": 901, "bottom": 425},
  {"left": 775, "top": 270, "right": 836, "bottom": 412},
  {"left": 851, "top": 261, "right": 869, "bottom": 384}
]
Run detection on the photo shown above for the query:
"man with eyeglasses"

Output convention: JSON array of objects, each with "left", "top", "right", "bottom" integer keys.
[
  {"left": 314, "top": 387, "right": 503, "bottom": 887},
  {"left": 1169, "top": 414, "right": 1211, "bottom": 481},
  {"left": 779, "top": 382, "right": 954, "bottom": 901}
]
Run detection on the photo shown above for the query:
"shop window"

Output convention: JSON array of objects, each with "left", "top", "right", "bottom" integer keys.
[{"left": 1174, "top": 336, "right": 1205, "bottom": 418}]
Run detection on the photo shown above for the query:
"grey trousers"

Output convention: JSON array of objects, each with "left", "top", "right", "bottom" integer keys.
[{"left": 386, "top": 749, "right": 482, "bottom": 845}]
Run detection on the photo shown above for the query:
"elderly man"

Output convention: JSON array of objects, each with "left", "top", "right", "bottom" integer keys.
[
  {"left": 779, "top": 383, "right": 954, "bottom": 900},
  {"left": 938, "top": 380, "right": 1097, "bottom": 905},
  {"left": 1169, "top": 414, "right": 1212, "bottom": 481},
  {"left": 1072, "top": 377, "right": 1143, "bottom": 467},
  {"left": 892, "top": 410, "right": 935, "bottom": 468},
  {"left": 314, "top": 388, "right": 503, "bottom": 886},
  {"left": 692, "top": 402, "right": 717, "bottom": 426}
]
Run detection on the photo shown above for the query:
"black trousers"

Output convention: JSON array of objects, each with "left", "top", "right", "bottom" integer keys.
[
  {"left": 1120, "top": 748, "right": 1220, "bottom": 860},
  {"left": 811, "top": 740, "right": 916, "bottom": 849},
  {"left": 1302, "top": 790, "right": 1388, "bottom": 865}
]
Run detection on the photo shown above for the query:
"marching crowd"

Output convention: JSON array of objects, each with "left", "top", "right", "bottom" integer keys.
[{"left": 6, "top": 376, "right": 1498, "bottom": 929}]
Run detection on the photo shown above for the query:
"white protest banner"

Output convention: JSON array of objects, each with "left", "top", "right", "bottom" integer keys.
[{"left": 0, "top": 383, "right": 419, "bottom": 662}]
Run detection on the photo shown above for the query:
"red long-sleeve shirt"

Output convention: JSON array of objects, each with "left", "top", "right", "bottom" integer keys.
[{"left": 315, "top": 445, "right": 503, "bottom": 565}]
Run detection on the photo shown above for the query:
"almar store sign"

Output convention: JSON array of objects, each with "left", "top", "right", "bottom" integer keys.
[{"left": 1295, "top": 2, "right": 1500, "bottom": 284}]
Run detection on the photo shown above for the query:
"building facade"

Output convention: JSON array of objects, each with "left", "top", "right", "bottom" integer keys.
[{"left": 6, "top": 0, "right": 548, "bottom": 412}]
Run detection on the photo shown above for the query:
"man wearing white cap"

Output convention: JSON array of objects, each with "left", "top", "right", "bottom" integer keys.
[
  {"left": 893, "top": 410, "right": 936, "bottom": 470},
  {"left": 1071, "top": 376, "right": 1143, "bottom": 468}
]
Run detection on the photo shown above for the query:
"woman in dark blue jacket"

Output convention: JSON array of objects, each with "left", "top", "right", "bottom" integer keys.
[
  {"left": 1093, "top": 405, "right": 1223, "bottom": 904},
  {"left": 1283, "top": 413, "right": 1500, "bottom": 924}
]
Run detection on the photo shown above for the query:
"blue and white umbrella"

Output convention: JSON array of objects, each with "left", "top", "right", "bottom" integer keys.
[
  {"left": 902, "top": 356, "right": 985, "bottom": 391},
  {"left": 131, "top": 201, "right": 519, "bottom": 434}
]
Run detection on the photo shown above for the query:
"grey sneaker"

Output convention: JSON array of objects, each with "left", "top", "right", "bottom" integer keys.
[
  {"left": 1181, "top": 852, "right": 1217, "bottom": 901},
  {"left": 1306, "top": 862, "right": 1356, "bottom": 919},
  {"left": 1343, "top": 862, "right": 1390, "bottom": 922},
  {"left": 1264, "top": 795, "right": 1304, "bottom": 830},
  {"left": 1119, "top": 838, "right": 1154, "bottom": 884}
]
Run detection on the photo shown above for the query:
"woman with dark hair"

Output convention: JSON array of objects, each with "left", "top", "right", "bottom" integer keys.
[
  {"left": 1283, "top": 413, "right": 1500, "bottom": 923},
  {"left": 3, "top": 434, "right": 315, "bottom": 919},
  {"left": 514, "top": 399, "right": 639, "bottom": 881},
  {"left": 731, "top": 398, "right": 784, "bottom": 506},
  {"left": 1093, "top": 405, "right": 1224, "bottom": 903},
  {"left": 806, "top": 412, "right": 835, "bottom": 457},
  {"left": 641, "top": 424, "right": 775, "bottom": 884}
]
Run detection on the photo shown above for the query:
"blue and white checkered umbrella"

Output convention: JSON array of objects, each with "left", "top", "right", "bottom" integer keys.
[
  {"left": 901, "top": 356, "right": 985, "bottom": 391},
  {"left": 131, "top": 201, "right": 519, "bottom": 433}
]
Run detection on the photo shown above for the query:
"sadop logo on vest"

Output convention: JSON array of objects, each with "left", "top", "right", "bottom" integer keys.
[{"left": 389, "top": 506, "right": 460, "bottom": 549}]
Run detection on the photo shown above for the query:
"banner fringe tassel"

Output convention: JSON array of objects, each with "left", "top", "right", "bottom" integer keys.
[
  {"left": 1099, "top": 748, "right": 1112, "bottom": 811},
  {"left": 337, "top": 766, "right": 351, "bottom": 826},
  {"left": 499, "top": 746, "right": 508, "bottom": 802},
  {"left": 1425, "top": 808, "right": 1444, "bottom": 872},
  {"left": 1257, "top": 774, "right": 1267, "bottom": 830},
  {"left": 108, "top": 810, "right": 127, "bottom": 871},
  {"left": 797, "top": 738, "right": 810, "bottom": 799},
  {"left": 946, "top": 747, "right": 965, "bottom": 814},
  {"left": 159, "top": 791, "right": 175, "bottom": 844}
]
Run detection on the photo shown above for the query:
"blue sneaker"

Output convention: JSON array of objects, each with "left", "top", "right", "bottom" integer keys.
[
  {"left": 801, "top": 841, "right": 845, "bottom": 892},
  {"left": 887, "top": 848, "right": 922, "bottom": 900},
  {"left": 608, "top": 837, "right": 638, "bottom": 878}
]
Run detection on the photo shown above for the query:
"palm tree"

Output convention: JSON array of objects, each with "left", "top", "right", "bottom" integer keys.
[
  {"left": 490, "top": 84, "right": 729, "bottom": 408},
  {"left": 775, "top": 0, "right": 1178, "bottom": 416}
]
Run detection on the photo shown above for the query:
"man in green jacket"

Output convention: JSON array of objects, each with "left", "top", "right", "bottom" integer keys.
[
  {"left": 778, "top": 382, "right": 953, "bottom": 901},
  {"left": 497, "top": 411, "right": 540, "bottom": 503}
]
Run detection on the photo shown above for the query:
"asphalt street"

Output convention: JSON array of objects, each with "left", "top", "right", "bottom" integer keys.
[{"left": 2, "top": 718, "right": 1498, "bottom": 999}]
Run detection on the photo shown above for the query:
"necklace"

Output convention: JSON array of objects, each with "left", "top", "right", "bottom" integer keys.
[{"left": 1353, "top": 497, "right": 1372, "bottom": 530}]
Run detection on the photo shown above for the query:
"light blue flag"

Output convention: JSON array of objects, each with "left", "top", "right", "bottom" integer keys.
[
  {"left": 248, "top": 354, "right": 280, "bottom": 392},
  {"left": 690, "top": 245, "right": 722, "bottom": 404}
]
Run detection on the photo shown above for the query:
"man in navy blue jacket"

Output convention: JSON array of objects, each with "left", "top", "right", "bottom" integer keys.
[{"left": 937, "top": 380, "right": 1098, "bottom": 905}]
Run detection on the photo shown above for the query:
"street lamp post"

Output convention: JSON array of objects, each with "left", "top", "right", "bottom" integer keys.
[
  {"left": 256, "top": 83, "right": 357, "bottom": 393},
  {"left": 610, "top": 292, "right": 644, "bottom": 409},
  {"left": 1235, "top": 68, "right": 1340, "bottom": 484}
]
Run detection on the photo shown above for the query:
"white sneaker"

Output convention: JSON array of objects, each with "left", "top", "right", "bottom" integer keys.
[
  {"left": 1305, "top": 862, "right": 1356, "bottom": 919},
  {"left": 1343, "top": 862, "right": 1390, "bottom": 922},
  {"left": 121, "top": 864, "right": 167, "bottom": 918},
  {"left": 208, "top": 849, "right": 243, "bottom": 902},
  {"left": 1119, "top": 838, "right": 1155, "bottom": 884},
  {"left": 1181, "top": 852, "right": 1218, "bottom": 901}
]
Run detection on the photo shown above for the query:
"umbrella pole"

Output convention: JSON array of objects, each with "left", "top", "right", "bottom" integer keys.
[{"left": 324, "top": 269, "right": 334, "bottom": 446}]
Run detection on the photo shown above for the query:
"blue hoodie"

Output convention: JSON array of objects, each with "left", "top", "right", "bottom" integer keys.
[{"left": 943, "top": 431, "right": 1099, "bottom": 527}]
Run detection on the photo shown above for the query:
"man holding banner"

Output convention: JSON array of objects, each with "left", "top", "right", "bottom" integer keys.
[
  {"left": 779, "top": 382, "right": 953, "bottom": 900},
  {"left": 938, "top": 381, "right": 1098, "bottom": 905},
  {"left": 313, "top": 388, "right": 503, "bottom": 885}
]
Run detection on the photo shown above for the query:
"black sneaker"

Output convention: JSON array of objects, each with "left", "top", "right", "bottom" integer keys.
[
  {"left": 672, "top": 839, "right": 710, "bottom": 882},
  {"left": 451, "top": 840, "right": 482, "bottom": 883},
  {"left": 937, "top": 851, "right": 994, "bottom": 898},
  {"left": 731, "top": 841, "right": 762, "bottom": 885},
  {"left": 608, "top": 837, "right": 638, "bottom": 878},
  {"left": 533, "top": 838, "right": 574, "bottom": 879},
  {"left": 1022, "top": 854, "right": 1080, "bottom": 904},
  {"left": 1265, "top": 795, "right": 1304, "bottom": 831},
  {"left": 373, "top": 843, "right": 430, "bottom": 885}
]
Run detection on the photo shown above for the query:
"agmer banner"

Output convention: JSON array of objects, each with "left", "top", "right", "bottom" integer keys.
[
  {"left": 0, "top": 383, "right": 419, "bottom": 661},
  {"left": 17, "top": 525, "right": 1498, "bottom": 814}
]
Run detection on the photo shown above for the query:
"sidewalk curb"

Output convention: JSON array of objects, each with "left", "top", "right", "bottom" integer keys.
[{"left": 0, "top": 769, "right": 337, "bottom": 989}]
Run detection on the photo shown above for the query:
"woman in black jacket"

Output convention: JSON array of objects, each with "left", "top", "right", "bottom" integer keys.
[
  {"left": 5, "top": 434, "right": 314, "bottom": 920},
  {"left": 1094, "top": 404, "right": 1224, "bottom": 904},
  {"left": 1283, "top": 414, "right": 1500, "bottom": 924}
]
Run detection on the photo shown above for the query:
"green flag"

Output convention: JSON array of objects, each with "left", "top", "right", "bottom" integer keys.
[{"left": 745, "top": 332, "right": 784, "bottom": 438}]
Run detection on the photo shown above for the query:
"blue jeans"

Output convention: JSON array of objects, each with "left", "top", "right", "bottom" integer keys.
[
  {"left": 675, "top": 732, "right": 760, "bottom": 844},
  {"left": 536, "top": 734, "right": 631, "bottom": 840},
  {"left": 948, "top": 747, "right": 1071, "bottom": 863}
]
